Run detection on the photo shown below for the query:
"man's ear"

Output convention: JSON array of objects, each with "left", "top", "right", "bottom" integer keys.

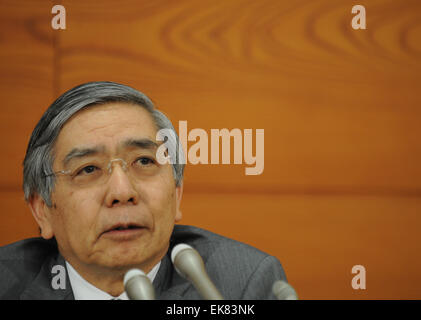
[
  {"left": 174, "top": 182, "right": 183, "bottom": 222},
  {"left": 28, "top": 194, "right": 54, "bottom": 239}
]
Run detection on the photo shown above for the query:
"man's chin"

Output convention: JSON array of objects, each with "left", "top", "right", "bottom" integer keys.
[
  {"left": 96, "top": 247, "right": 156, "bottom": 271},
  {"left": 92, "top": 238, "right": 169, "bottom": 272},
  {"left": 93, "top": 256, "right": 144, "bottom": 273}
]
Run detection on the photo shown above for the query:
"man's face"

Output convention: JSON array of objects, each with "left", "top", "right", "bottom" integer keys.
[{"left": 34, "top": 103, "right": 182, "bottom": 273}]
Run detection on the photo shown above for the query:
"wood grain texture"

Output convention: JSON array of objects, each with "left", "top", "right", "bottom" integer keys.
[
  {"left": 0, "top": 0, "right": 54, "bottom": 187},
  {"left": 181, "top": 193, "right": 421, "bottom": 299},
  {"left": 55, "top": 0, "right": 421, "bottom": 194},
  {"left": 0, "top": 0, "right": 420, "bottom": 299},
  {"left": 0, "top": 191, "right": 38, "bottom": 245}
]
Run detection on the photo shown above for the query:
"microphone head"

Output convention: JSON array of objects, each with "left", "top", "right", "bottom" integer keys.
[
  {"left": 124, "top": 268, "right": 155, "bottom": 300},
  {"left": 272, "top": 280, "right": 298, "bottom": 300},
  {"left": 124, "top": 268, "right": 146, "bottom": 286},
  {"left": 171, "top": 243, "right": 193, "bottom": 264},
  {"left": 170, "top": 243, "right": 224, "bottom": 300}
]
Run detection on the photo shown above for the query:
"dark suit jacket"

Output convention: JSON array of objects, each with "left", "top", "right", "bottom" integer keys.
[{"left": 0, "top": 225, "right": 287, "bottom": 300}]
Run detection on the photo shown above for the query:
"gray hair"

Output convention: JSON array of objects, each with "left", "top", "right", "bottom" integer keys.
[{"left": 23, "top": 81, "right": 185, "bottom": 207}]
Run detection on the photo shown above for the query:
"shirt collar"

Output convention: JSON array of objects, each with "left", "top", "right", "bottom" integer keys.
[{"left": 65, "top": 261, "right": 161, "bottom": 300}]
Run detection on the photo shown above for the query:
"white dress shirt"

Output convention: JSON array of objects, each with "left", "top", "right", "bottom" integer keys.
[{"left": 65, "top": 261, "right": 161, "bottom": 300}]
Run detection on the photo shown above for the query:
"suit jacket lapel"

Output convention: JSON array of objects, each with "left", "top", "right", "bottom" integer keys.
[{"left": 20, "top": 253, "right": 74, "bottom": 300}]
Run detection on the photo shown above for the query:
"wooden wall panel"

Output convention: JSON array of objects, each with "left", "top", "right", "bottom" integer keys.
[
  {"left": 0, "top": 0, "right": 54, "bottom": 188},
  {"left": 0, "top": 0, "right": 420, "bottom": 299},
  {"left": 55, "top": 0, "right": 421, "bottom": 193},
  {"left": 0, "top": 1, "right": 54, "bottom": 243},
  {"left": 181, "top": 193, "right": 421, "bottom": 299},
  {"left": 0, "top": 191, "right": 38, "bottom": 245}
]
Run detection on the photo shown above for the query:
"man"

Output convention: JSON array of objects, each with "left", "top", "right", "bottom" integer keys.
[{"left": 0, "top": 81, "right": 287, "bottom": 299}]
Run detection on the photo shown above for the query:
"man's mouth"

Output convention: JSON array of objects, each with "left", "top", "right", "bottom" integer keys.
[
  {"left": 101, "top": 223, "right": 147, "bottom": 240},
  {"left": 111, "top": 225, "right": 141, "bottom": 231}
]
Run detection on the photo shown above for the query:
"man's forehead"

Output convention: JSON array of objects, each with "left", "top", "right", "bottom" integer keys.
[{"left": 54, "top": 103, "right": 158, "bottom": 157}]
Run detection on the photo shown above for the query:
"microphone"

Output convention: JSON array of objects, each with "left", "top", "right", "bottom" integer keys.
[
  {"left": 124, "top": 269, "right": 155, "bottom": 300},
  {"left": 272, "top": 280, "right": 298, "bottom": 300},
  {"left": 171, "top": 243, "right": 224, "bottom": 300}
]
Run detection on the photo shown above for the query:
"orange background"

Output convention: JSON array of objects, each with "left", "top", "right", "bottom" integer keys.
[{"left": 1, "top": 0, "right": 421, "bottom": 299}]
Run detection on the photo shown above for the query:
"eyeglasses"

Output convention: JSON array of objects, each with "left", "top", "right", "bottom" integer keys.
[{"left": 45, "top": 152, "right": 161, "bottom": 188}]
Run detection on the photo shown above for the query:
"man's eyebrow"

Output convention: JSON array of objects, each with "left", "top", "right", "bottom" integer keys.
[
  {"left": 62, "top": 139, "right": 158, "bottom": 166},
  {"left": 62, "top": 146, "right": 105, "bottom": 166},
  {"left": 121, "top": 138, "right": 159, "bottom": 150}
]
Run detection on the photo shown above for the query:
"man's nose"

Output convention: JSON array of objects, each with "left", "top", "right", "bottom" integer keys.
[{"left": 104, "top": 164, "right": 139, "bottom": 207}]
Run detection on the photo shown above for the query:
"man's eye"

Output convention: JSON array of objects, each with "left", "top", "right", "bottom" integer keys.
[
  {"left": 77, "top": 165, "right": 97, "bottom": 175},
  {"left": 137, "top": 157, "right": 154, "bottom": 166}
]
